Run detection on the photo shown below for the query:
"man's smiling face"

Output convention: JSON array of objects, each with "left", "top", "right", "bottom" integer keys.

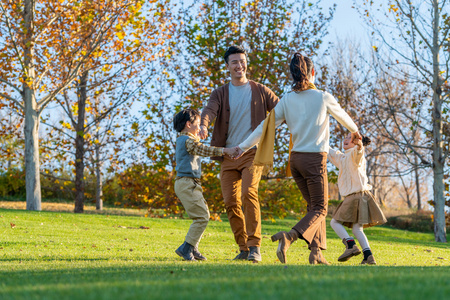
[{"left": 226, "top": 53, "right": 247, "bottom": 80}]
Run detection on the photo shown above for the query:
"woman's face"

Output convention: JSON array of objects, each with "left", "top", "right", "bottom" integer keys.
[{"left": 343, "top": 133, "right": 356, "bottom": 150}]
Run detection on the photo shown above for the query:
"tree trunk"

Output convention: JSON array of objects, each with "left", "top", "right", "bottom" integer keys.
[
  {"left": 399, "top": 174, "right": 412, "bottom": 209},
  {"left": 95, "top": 144, "right": 103, "bottom": 210},
  {"left": 431, "top": 0, "right": 446, "bottom": 242},
  {"left": 414, "top": 156, "right": 421, "bottom": 210},
  {"left": 24, "top": 91, "right": 41, "bottom": 211},
  {"left": 23, "top": 0, "right": 41, "bottom": 211},
  {"left": 74, "top": 71, "right": 88, "bottom": 213}
]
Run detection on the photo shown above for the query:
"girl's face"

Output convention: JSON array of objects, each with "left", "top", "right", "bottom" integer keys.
[{"left": 343, "top": 133, "right": 356, "bottom": 150}]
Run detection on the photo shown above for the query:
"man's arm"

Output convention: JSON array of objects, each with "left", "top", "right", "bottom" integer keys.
[
  {"left": 200, "top": 89, "right": 220, "bottom": 139},
  {"left": 263, "top": 85, "right": 279, "bottom": 111}
]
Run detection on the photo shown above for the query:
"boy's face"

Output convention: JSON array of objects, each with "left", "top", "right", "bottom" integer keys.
[
  {"left": 185, "top": 116, "right": 201, "bottom": 137},
  {"left": 226, "top": 53, "right": 247, "bottom": 80},
  {"left": 343, "top": 133, "right": 356, "bottom": 150}
]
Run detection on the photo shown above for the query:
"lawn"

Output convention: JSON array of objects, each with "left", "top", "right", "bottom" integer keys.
[{"left": 0, "top": 207, "right": 449, "bottom": 300}]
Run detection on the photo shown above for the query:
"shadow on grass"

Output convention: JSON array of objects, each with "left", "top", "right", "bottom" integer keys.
[{"left": 0, "top": 263, "right": 449, "bottom": 300}]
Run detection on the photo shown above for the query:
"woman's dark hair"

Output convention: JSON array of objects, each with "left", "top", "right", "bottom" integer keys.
[
  {"left": 290, "top": 53, "right": 314, "bottom": 92},
  {"left": 361, "top": 135, "right": 371, "bottom": 146},
  {"left": 224, "top": 46, "right": 247, "bottom": 64},
  {"left": 173, "top": 109, "right": 200, "bottom": 133}
]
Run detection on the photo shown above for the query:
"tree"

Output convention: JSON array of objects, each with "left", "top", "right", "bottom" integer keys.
[
  {"left": 358, "top": 0, "right": 449, "bottom": 241},
  {"left": 0, "top": 0, "right": 169, "bottom": 211},
  {"left": 39, "top": 0, "right": 169, "bottom": 212}
]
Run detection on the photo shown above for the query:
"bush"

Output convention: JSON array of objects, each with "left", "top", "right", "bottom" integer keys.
[
  {"left": 0, "top": 169, "right": 26, "bottom": 198},
  {"left": 387, "top": 210, "right": 450, "bottom": 233}
]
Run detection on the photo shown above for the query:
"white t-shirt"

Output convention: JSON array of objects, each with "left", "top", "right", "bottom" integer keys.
[{"left": 226, "top": 81, "right": 253, "bottom": 148}]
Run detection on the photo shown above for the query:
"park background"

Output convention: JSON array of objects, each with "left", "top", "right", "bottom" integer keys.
[
  {"left": 0, "top": 1, "right": 449, "bottom": 299},
  {"left": 1, "top": 0, "right": 448, "bottom": 239}
]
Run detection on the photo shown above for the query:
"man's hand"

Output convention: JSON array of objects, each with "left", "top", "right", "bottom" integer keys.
[{"left": 199, "top": 125, "right": 208, "bottom": 140}]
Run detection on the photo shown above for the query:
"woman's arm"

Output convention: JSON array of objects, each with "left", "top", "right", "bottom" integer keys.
[
  {"left": 325, "top": 92, "right": 358, "bottom": 133},
  {"left": 238, "top": 96, "right": 286, "bottom": 152}
]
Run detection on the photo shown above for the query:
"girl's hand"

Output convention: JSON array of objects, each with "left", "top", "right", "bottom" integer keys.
[{"left": 355, "top": 138, "right": 363, "bottom": 150}]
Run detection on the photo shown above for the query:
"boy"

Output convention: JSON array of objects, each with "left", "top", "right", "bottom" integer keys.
[{"left": 173, "top": 108, "right": 235, "bottom": 261}]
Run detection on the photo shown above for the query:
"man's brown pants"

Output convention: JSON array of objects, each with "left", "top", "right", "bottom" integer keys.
[
  {"left": 220, "top": 149, "right": 262, "bottom": 251},
  {"left": 290, "top": 152, "right": 328, "bottom": 250}
]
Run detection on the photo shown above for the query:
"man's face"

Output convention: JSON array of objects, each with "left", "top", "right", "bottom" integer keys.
[{"left": 226, "top": 53, "right": 247, "bottom": 79}]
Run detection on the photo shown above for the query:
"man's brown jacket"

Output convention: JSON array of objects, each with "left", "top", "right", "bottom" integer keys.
[{"left": 200, "top": 80, "right": 279, "bottom": 161}]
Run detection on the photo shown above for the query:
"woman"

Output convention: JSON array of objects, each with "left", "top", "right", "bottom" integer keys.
[{"left": 237, "top": 53, "right": 361, "bottom": 264}]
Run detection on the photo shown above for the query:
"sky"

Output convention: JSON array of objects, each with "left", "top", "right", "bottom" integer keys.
[{"left": 321, "top": 0, "right": 370, "bottom": 46}]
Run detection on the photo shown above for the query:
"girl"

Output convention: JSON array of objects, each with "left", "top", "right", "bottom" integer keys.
[{"left": 328, "top": 134, "right": 387, "bottom": 265}]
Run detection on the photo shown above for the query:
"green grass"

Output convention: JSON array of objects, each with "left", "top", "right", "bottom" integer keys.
[{"left": 1, "top": 208, "right": 449, "bottom": 300}]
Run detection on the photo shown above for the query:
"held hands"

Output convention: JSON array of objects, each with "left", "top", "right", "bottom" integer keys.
[
  {"left": 351, "top": 131, "right": 362, "bottom": 147},
  {"left": 199, "top": 125, "right": 208, "bottom": 140},
  {"left": 223, "top": 146, "right": 245, "bottom": 159}
]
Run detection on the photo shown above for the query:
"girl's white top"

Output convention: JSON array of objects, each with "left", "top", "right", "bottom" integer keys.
[
  {"left": 328, "top": 147, "right": 372, "bottom": 197},
  {"left": 239, "top": 89, "right": 358, "bottom": 153}
]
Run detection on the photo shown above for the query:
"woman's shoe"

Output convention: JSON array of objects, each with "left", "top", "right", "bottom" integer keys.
[
  {"left": 271, "top": 231, "right": 297, "bottom": 264},
  {"left": 309, "top": 247, "right": 330, "bottom": 265}
]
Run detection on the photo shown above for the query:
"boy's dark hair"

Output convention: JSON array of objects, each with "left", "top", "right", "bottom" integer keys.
[
  {"left": 224, "top": 46, "right": 247, "bottom": 64},
  {"left": 361, "top": 135, "right": 371, "bottom": 146},
  {"left": 173, "top": 109, "right": 201, "bottom": 133}
]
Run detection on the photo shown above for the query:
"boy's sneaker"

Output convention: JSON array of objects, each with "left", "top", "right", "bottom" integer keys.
[
  {"left": 175, "top": 241, "right": 195, "bottom": 261},
  {"left": 193, "top": 247, "right": 207, "bottom": 261},
  {"left": 338, "top": 239, "right": 361, "bottom": 262},
  {"left": 233, "top": 250, "right": 249, "bottom": 260},
  {"left": 361, "top": 255, "right": 376, "bottom": 265},
  {"left": 248, "top": 246, "right": 262, "bottom": 262}
]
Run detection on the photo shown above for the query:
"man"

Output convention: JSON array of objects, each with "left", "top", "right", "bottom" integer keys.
[{"left": 200, "top": 46, "right": 279, "bottom": 262}]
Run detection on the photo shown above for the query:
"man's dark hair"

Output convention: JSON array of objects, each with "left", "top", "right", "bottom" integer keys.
[
  {"left": 224, "top": 46, "right": 247, "bottom": 64},
  {"left": 173, "top": 108, "right": 201, "bottom": 132}
]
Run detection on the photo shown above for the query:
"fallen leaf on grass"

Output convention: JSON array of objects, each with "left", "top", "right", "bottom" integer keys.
[{"left": 10, "top": 223, "right": 15, "bottom": 228}]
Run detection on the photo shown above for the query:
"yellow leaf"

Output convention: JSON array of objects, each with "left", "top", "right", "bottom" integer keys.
[{"left": 116, "top": 32, "right": 125, "bottom": 40}]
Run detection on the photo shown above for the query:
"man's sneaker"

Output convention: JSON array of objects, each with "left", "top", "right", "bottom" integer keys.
[
  {"left": 361, "top": 255, "right": 376, "bottom": 265},
  {"left": 338, "top": 238, "right": 361, "bottom": 262},
  {"left": 248, "top": 246, "right": 262, "bottom": 262},
  {"left": 233, "top": 250, "right": 249, "bottom": 260},
  {"left": 175, "top": 241, "right": 195, "bottom": 261},
  {"left": 193, "top": 247, "right": 207, "bottom": 261}
]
